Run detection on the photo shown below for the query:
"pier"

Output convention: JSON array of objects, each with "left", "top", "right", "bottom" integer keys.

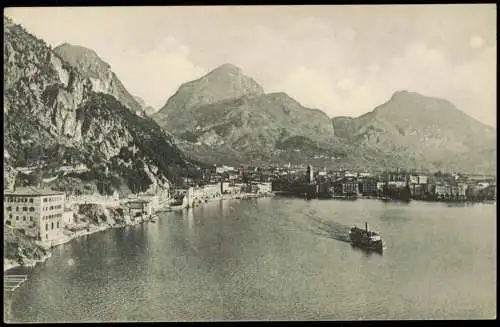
[{"left": 4, "top": 274, "right": 28, "bottom": 292}]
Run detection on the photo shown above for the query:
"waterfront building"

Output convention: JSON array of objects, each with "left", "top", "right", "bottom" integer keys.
[
  {"left": 62, "top": 210, "right": 75, "bottom": 225},
  {"left": 256, "top": 182, "right": 272, "bottom": 194},
  {"left": 4, "top": 187, "right": 65, "bottom": 241},
  {"left": 337, "top": 177, "right": 359, "bottom": 196},
  {"left": 434, "top": 184, "right": 451, "bottom": 198},
  {"left": 411, "top": 184, "right": 424, "bottom": 198},
  {"left": 418, "top": 175, "right": 429, "bottom": 185},
  {"left": 138, "top": 194, "right": 160, "bottom": 211},
  {"left": 388, "top": 181, "right": 406, "bottom": 188},
  {"left": 190, "top": 183, "right": 222, "bottom": 201},
  {"left": 457, "top": 183, "right": 468, "bottom": 198},
  {"left": 409, "top": 175, "right": 419, "bottom": 185},
  {"left": 126, "top": 199, "right": 152, "bottom": 217},
  {"left": 360, "top": 178, "right": 378, "bottom": 196},
  {"left": 425, "top": 183, "right": 435, "bottom": 195}
]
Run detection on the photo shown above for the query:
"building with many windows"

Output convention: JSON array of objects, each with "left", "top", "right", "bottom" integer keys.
[
  {"left": 4, "top": 187, "right": 65, "bottom": 241},
  {"left": 360, "top": 178, "right": 379, "bottom": 196}
]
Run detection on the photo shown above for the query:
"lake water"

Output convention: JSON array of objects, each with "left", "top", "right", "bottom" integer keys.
[{"left": 4, "top": 198, "right": 496, "bottom": 321}]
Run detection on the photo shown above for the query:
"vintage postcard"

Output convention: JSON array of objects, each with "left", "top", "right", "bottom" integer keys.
[{"left": 3, "top": 5, "right": 496, "bottom": 322}]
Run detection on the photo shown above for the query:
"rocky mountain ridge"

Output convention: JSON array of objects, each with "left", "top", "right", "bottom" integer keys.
[
  {"left": 134, "top": 95, "right": 157, "bottom": 116},
  {"left": 5, "top": 16, "right": 495, "bottom": 175},
  {"left": 153, "top": 64, "right": 336, "bottom": 164},
  {"left": 153, "top": 63, "right": 495, "bottom": 173},
  {"left": 53, "top": 43, "right": 145, "bottom": 116},
  {"left": 4, "top": 16, "right": 195, "bottom": 194},
  {"left": 332, "top": 91, "right": 496, "bottom": 173}
]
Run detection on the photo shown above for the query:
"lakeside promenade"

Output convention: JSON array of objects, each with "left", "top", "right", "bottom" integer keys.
[{"left": 4, "top": 190, "right": 276, "bottom": 272}]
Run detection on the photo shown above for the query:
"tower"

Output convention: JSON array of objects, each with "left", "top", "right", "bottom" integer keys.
[{"left": 307, "top": 165, "right": 314, "bottom": 184}]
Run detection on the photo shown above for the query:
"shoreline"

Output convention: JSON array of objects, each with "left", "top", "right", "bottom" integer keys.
[
  {"left": 164, "top": 191, "right": 275, "bottom": 211},
  {"left": 274, "top": 193, "right": 496, "bottom": 205},
  {"left": 4, "top": 193, "right": 275, "bottom": 272}
]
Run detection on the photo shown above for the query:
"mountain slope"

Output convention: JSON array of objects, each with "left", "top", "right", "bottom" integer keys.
[
  {"left": 4, "top": 16, "right": 194, "bottom": 194},
  {"left": 153, "top": 64, "right": 335, "bottom": 164},
  {"left": 134, "top": 95, "right": 157, "bottom": 116},
  {"left": 53, "top": 43, "right": 144, "bottom": 115},
  {"left": 153, "top": 63, "right": 264, "bottom": 128},
  {"left": 332, "top": 91, "right": 496, "bottom": 173}
]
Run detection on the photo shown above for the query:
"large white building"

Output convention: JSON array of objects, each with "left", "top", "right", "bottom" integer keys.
[{"left": 4, "top": 187, "right": 65, "bottom": 241}]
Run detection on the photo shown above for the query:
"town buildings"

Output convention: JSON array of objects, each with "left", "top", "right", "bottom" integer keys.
[
  {"left": 4, "top": 187, "right": 65, "bottom": 241},
  {"left": 126, "top": 199, "right": 152, "bottom": 218},
  {"left": 359, "top": 178, "right": 379, "bottom": 196}
]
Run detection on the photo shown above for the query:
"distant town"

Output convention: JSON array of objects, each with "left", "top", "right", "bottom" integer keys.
[{"left": 4, "top": 159, "right": 496, "bottom": 255}]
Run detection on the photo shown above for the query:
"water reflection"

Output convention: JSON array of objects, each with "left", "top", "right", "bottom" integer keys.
[
  {"left": 186, "top": 207, "right": 194, "bottom": 237},
  {"left": 5, "top": 198, "right": 496, "bottom": 321},
  {"left": 349, "top": 244, "right": 384, "bottom": 257}
]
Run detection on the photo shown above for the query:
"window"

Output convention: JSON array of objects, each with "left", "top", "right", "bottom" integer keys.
[
  {"left": 57, "top": 222, "right": 59, "bottom": 229},
  {"left": 6, "top": 206, "right": 11, "bottom": 211},
  {"left": 29, "top": 207, "right": 35, "bottom": 212},
  {"left": 16, "top": 207, "right": 19, "bottom": 211},
  {"left": 9, "top": 214, "right": 12, "bottom": 219},
  {"left": 46, "top": 223, "right": 48, "bottom": 230},
  {"left": 23, "top": 207, "right": 27, "bottom": 211},
  {"left": 29, "top": 198, "right": 33, "bottom": 203},
  {"left": 16, "top": 216, "right": 19, "bottom": 221},
  {"left": 46, "top": 234, "right": 48, "bottom": 240},
  {"left": 23, "top": 216, "right": 26, "bottom": 221},
  {"left": 51, "top": 222, "right": 54, "bottom": 230},
  {"left": 6, "top": 221, "right": 11, "bottom": 226},
  {"left": 43, "top": 198, "right": 47, "bottom": 203},
  {"left": 30, "top": 216, "right": 33, "bottom": 221}
]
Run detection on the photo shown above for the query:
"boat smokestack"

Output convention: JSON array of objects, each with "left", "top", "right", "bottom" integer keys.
[{"left": 365, "top": 221, "right": 368, "bottom": 231}]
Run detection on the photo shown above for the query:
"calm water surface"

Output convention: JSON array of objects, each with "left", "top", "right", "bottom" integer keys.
[{"left": 4, "top": 198, "right": 496, "bottom": 321}]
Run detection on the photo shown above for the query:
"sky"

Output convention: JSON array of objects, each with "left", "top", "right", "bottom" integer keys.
[{"left": 5, "top": 5, "right": 497, "bottom": 127}]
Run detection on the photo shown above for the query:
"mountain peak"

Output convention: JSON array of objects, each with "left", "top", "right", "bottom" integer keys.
[
  {"left": 390, "top": 90, "right": 424, "bottom": 100},
  {"left": 56, "top": 43, "right": 99, "bottom": 58},
  {"left": 211, "top": 63, "right": 242, "bottom": 74},
  {"left": 54, "top": 43, "right": 111, "bottom": 70},
  {"left": 54, "top": 43, "right": 142, "bottom": 112},
  {"left": 154, "top": 62, "right": 264, "bottom": 123}
]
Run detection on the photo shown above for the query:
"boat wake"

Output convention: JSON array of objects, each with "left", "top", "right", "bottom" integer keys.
[{"left": 303, "top": 213, "right": 352, "bottom": 243}]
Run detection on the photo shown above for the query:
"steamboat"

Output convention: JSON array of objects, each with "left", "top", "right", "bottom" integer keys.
[{"left": 349, "top": 222, "right": 384, "bottom": 254}]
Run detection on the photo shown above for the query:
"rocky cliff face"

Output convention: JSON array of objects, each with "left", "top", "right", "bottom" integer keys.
[
  {"left": 4, "top": 16, "right": 193, "bottom": 194},
  {"left": 153, "top": 64, "right": 335, "bottom": 164},
  {"left": 78, "top": 203, "right": 126, "bottom": 226},
  {"left": 332, "top": 91, "right": 496, "bottom": 173},
  {"left": 53, "top": 43, "right": 144, "bottom": 115},
  {"left": 134, "top": 95, "right": 157, "bottom": 116},
  {"left": 4, "top": 228, "right": 50, "bottom": 267}
]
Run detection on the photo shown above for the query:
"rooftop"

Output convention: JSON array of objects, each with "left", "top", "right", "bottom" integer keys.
[
  {"left": 4, "top": 186, "right": 65, "bottom": 196},
  {"left": 126, "top": 199, "right": 150, "bottom": 204}
]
